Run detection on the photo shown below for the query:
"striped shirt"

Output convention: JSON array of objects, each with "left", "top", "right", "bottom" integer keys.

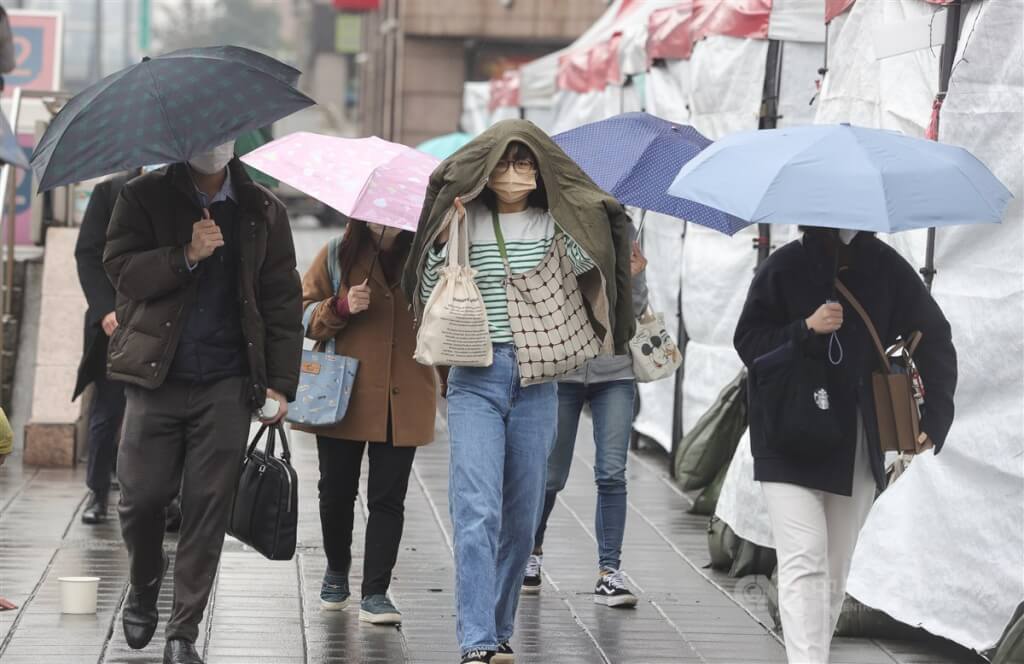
[{"left": 421, "top": 204, "right": 595, "bottom": 343}]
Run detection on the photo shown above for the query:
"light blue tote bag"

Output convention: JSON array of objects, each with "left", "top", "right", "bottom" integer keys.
[{"left": 287, "top": 236, "right": 360, "bottom": 427}]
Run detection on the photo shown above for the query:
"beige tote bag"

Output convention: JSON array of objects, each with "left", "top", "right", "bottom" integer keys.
[{"left": 414, "top": 208, "right": 493, "bottom": 367}]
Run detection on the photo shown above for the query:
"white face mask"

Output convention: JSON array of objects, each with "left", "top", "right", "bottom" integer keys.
[
  {"left": 838, "top": 229, "right": 859, "bottom": 245},
  {"left": 188, "top": 141, "right": 235, "bottom": 175}
]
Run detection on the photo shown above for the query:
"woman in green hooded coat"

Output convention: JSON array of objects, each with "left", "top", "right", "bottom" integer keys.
[{"left": 403, "top": 120, "right": 634, "bottom": 664}]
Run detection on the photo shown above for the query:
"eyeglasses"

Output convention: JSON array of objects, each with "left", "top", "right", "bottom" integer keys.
[{"left": 492, "top": 159, "right": 536, "bottom": 175}]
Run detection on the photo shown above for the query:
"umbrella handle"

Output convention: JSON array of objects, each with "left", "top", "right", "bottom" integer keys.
[
  {"left": 635, "top": 209, "right": 648, "bottom": 236},
  {"left": 367, "top": 225, "right": 386, "bottom": 278}
]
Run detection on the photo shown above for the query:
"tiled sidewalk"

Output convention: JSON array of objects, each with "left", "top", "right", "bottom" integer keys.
[{"left": 0, "top": 412, "right": 982, "bottom": 664}]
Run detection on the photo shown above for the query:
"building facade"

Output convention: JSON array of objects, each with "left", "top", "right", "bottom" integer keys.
[{"left": 353, "top": 0, "right": 610, "bottom": 145}]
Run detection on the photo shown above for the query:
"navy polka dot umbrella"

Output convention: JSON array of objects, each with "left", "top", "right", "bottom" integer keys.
[
  {"left": 553, "top": 112, "right": 746, "bottom": 235},
  {"left": 30, "top": 45, "right": 315, "bottom": 192}
]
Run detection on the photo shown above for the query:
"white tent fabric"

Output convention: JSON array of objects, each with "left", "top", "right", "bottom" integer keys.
[
  {"left": 768, "top": 0, "right": 827, "bottom": 43},
  {"left": 519, "top": 0, "right": 627, "bottom": 108},
  {"left": 519, "top": 50, "right": 562, "bottom": 109},
  {"left": 460, "top": 81, "right": 492, "bottom": 136},
  {"left": 633, "top": 37, "right": 766, "bottom": 450},
  {"left": 633, "top": 212, "right": 685, "bottom": 450},
  {"left": 550, "top": 89, "right": 612, "bottom": 134},
  {"left": 687, "top": 36, "right": 768, "bottom": 139},
  {"left": 617, "top": 0, "right": 680, "bottom": 78},
  {"left": 644, "top": 59, "right": 692, "bottom": 123},
  {"left": 814, "top": 0, "right": 942, "bottom": 133},
  {"left": 776, "top": 40, "right": 826, "bottom": 128},
  {"left": 679, "top": 224, "right": 755, "bottom": 434},
  {"left": 714, "top": 431, "right": 775, "bottom": 546},
  {"left": 845, "top": 0, "right": 1024, "bottom": 651},
  {"left": 714, "top": 0, "right": 1022, "bottom": 651}
]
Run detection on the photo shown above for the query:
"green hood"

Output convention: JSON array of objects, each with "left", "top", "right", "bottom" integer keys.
[{"left": 401, "top": 119, "right": 635, "bottom": 353}]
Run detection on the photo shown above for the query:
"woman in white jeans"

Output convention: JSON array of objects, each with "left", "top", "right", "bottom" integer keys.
[{"left": 734, "top": 228, "right": 958, "bottom": 663}]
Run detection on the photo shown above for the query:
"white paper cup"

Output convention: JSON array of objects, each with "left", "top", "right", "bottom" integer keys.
[{"left": 58, "top": 577, "right": 100, "bottom": 614}]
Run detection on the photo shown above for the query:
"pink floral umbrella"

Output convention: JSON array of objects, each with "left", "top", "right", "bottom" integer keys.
[{"left": 240, "top": 132, "right": 440, "bottom": 232}]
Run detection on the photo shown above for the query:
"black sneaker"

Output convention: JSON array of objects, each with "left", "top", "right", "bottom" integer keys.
[
  {"left": 460, "top": 649, "right": 494, "bottom": 663},
  {"left": 593, "top": 568, "right": 638, "bottom": 608},
  {"left": 521, "top": 554, "right": 542, "bottom": 594},
  {"left": 492, "top": 641, "right": 514, "bottom": 664}
]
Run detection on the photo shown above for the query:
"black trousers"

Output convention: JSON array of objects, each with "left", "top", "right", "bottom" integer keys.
[
  {"left": 85, "top": 375, "right": 125, "bottom": 497},
  {"left": 117, "top": 376, "right": 251, "bottom": 643},
  {"left": 316, "top": 433, "right": 416, "bottom": 598}
]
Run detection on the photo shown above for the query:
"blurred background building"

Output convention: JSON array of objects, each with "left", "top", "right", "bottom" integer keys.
[
  {"left": 2, "top": 0, "right": 608, "bottom": 142},
  {"left": 344, "top": 0, "right": 610, "bottom": 145}
]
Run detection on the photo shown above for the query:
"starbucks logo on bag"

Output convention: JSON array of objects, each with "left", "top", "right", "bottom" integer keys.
[{"left": 814, "top": 388, "right": 830, "bottom": 411}]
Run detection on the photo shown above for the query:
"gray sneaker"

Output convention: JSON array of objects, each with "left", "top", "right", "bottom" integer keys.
[
  {"left": 359, "top": 594, "right": 402, "bottom": 625},
  {"left": 320, "top": 569, "right": 350, "bottom": 611}
]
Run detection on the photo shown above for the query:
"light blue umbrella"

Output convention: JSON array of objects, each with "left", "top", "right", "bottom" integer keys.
[
  {"left": 668, "top": 123, "right": 1012, "bottom": 233},
  {"left": 417, "top": 132, "right": 472, "bottom": 160}
]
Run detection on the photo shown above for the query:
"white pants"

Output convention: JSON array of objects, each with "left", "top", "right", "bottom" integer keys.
[{"left": 761, "top": 421, "right": 876, "bottom": 664}]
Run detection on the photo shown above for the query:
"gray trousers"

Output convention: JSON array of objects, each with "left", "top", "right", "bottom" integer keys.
[{"left": 117, "top": 376, "right": 251, "bottom": 643}]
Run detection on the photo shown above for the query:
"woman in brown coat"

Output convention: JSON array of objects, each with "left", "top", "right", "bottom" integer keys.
[{"left": 297, "top": 220, "right": 436, "bottom": 626}]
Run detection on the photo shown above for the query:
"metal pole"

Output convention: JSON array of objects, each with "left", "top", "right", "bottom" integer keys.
[
  {"left": 123, "top": 0, "right": 134, "bottom": 68},
  {"left": 756, "top": 40, "right": 784, "bottom": 267},
  {"left": 922, "top": 2, "right": 963, "bottom": 291},
  {"left": 91, "top": 0, "right": 104, "bottom": 83},
  {"left": 0, "top": 87, "right": 23, "bottom": 391}
]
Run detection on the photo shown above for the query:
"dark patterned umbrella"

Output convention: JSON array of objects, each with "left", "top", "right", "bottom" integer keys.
[{"left": 30, "top": 45, "right": 315, "bottom": 192}]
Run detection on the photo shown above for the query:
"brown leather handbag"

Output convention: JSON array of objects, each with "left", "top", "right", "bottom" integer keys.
[{"left": 836, "top": 282, "right": 923, "bottom": 454}]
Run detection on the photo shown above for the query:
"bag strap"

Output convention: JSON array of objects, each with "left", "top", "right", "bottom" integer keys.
[
  {"left": 835, "top": 281, "right": 890, "bottom": 371},
  {"left": 246, "top": 423, "right": 292, "bottom": 464},
  {"left": 269, "top": 423, "right": 292, "bottom": 463},
  {"left": 327, "top": 235, "right": 343, "bottom": 293},
  {"left": 446, "top": 203, "right": 471, "bottom": 270},
  {"left": 490, "top": 207, "right": 511, "bottom": 275},
  {"left": 302, "top": 236, "right": 346, "bottom": 354}
]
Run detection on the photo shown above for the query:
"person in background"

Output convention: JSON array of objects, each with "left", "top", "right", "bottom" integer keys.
[
  {"left": 524, "top": 231, "right": 649, "bottom": 608},
  {"left": 75, "top": 167, "right": 184, "bottom": 530},
  {"left": 103, "top": 141, "right": 302, "bottom": 664},
  {"left": 297, "top": 219, "right": 437, "bottom": 626},
  {"left": 733, "top": 227, "right": 957, "bottom": 664},
  {"left": 74, "top": 169, "right": 139, "bottom": 525}
]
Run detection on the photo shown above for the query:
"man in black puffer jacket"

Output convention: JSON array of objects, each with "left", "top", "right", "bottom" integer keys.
[{"left": 104, "top": 142, "right": 302, "bottom": 664}]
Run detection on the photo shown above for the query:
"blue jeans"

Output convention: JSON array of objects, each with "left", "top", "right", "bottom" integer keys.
[
  {"left": 447, "top": 344, "right": 557, "bottom": 654},
  {"left": 534, "top": 380, "right": 635, "bottom": 570}
]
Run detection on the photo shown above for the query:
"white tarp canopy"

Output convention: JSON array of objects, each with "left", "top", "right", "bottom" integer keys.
[
  {"left": 768, "top": 0, "right": 827, "bottom": 42},
  {"left": 715, "top": 0, "right": 1023, "bottom": 652},
  {"left": 617, "top": 0, "right": 680, "bottom": 79},
  {"left": 460, "top": 81, "right": 492, "bottom": 136},
  {"left": 518, "top": 0, "right": 627, "bottom": 108}
]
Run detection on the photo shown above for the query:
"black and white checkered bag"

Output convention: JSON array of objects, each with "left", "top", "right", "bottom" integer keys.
[{"left": 492, "top": 210, "right": 601, "bottom": 386}]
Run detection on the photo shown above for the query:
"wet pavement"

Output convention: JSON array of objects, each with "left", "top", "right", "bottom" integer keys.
[{"left": 0, "top": 224, "right": 985, "bottom": 663}]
